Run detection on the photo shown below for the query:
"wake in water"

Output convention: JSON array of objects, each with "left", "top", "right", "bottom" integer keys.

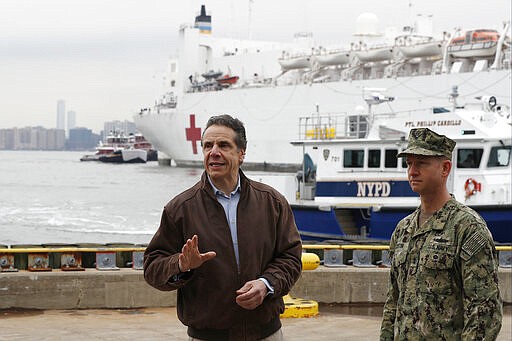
[{"left": 0, "top": 151, "right": 199, "bottom": 245}]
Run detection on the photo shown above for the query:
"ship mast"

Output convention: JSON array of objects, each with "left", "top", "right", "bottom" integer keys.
[
  {"left": 490, "top": 20, "right": 510, "bottom": 70},
  {"left": 248, "top": 0, "right": 254, "bottom": 40}
]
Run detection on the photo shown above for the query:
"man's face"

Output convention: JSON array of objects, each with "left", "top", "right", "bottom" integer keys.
[
  {"left": 202, "top": 124, "right": 244, "bottom": 185},
  {"left": 405, "top": 154, "right": 450, "bottom": 195}
]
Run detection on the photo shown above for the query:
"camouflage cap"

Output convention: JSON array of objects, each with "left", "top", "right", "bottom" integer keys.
[{"left": 397, "top": 128, "right": 456, "bottom": 159}]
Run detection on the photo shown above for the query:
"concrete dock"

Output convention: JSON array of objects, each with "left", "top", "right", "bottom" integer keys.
[
  {"left": 1, "top": 305, "right": 510, "bottom": 340},
  {"left": 0, "top": 267, "right": 510, "bottom": 340},
  {"left": 1, "top": 267, "right": 510, "bottom": 309}
]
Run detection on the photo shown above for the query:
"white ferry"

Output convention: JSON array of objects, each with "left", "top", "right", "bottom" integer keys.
[
  {"left": 134, "top": 5, "right": 511, "bottom": 172},
  {"left": 289, "top": 89, "right": 511, "bottom": 243},
  {"left": 80, "top": 132, "right": 157, "bottom": 164}
]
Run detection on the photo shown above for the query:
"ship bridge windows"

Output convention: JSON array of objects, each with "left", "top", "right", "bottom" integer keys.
[
  {"left": 368, "top": 149, "right": 381, "bottom": 168},
  {"left": 385, "top": 149, "right": 399, "bottom": 168},
  {"left": 344, "top": 149, "right": 364, "bottom": 168},
  {"left": 487, "top": 146, "right": 511, "bottom": 167},
  {"left": 348, "top": 115, "right": 369, "bottom": 138},
  {"left": 340, "top": 148, "right": 403, "bottom": 170},
  {"left": 457, "top": 148, "right": 483, "bottom": 168},
  {"left": 433, "top": 107, "right": 450, "bottom": 114}
]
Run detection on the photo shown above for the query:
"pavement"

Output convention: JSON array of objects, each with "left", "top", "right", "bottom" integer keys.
[{"left": 0, "top": 304, "right": 510, "bottom": 341}]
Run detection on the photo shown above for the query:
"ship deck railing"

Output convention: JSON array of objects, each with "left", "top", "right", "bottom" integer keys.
[{"left": 297, "top": 114, "right": 372, "bottom": 141}]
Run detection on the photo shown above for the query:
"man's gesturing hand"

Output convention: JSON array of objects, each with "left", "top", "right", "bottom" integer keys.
[{"left": 178, "top": 235, "right": 216, "bottom": 272}]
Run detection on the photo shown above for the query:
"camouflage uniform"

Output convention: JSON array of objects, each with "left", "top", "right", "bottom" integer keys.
[{"left": 380, "top": 128, "right": 503, "bottom": 340}]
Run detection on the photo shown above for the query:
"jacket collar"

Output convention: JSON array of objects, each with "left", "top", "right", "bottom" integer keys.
[{"left": 201, "top": 169, "right": 249, "bottom": 198}]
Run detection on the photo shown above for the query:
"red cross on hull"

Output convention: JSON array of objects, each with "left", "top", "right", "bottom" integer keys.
[{"left": 185, "top": 114, "right": 202, "bottom": 154}]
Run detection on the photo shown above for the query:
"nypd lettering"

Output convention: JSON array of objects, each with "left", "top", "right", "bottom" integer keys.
[{"left": 357, "top": 181, "right": 391, "bottom": 197}]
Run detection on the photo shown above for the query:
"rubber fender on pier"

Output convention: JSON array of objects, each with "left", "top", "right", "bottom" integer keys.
[
  {"left": 301, "top": 252, "right": 320, "bottom": 270},
  {"left": 280, "top": 294, "right": 319, "bottom": 318}
]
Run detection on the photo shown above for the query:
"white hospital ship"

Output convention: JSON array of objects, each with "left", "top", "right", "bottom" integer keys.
[{"left": 134, "top": 5, "right": 511, "bottom": 172}]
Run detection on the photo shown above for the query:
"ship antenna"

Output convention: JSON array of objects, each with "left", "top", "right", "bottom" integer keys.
[
  {"left": 408, "top": 0, "right": 413, "bottom": 28},
  {"left": 449, "top": 86, "right": 459, "bottom": 111},
  {"left": 248, "top": 0, "right": 254, "bottom": 40},
  {"left": 363, "top": 88, "right": 394, "bottom": 114},
  {"left": 490, "top": 20, "right": 510, "bottom": 70},
  {"left": 315, "top": 103, "right": 321, "bottom": 133}
]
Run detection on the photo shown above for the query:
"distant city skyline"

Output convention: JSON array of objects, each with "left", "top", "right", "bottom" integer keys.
[
  {"left": 0, "top": 118, "right": 137, "bottom": 151},
  {"left": 56, "top": 100, "right": 65, "bottom": 131},
  {"left": 1, "top": 0, "right": 510, "bottom": 131},
  {"left": 57, "top": 100, "right": 79, "bottom": 136},
  {"left": 67, "top": 110, "right": 76, "bottom": 136}
]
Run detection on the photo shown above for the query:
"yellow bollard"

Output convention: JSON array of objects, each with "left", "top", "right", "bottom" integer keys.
[
  {"left": 280, "top": 294, "right": 319, "bottom": 318},
  {"left": 301, "top": 252, "right": 320, "bottom": 270}
]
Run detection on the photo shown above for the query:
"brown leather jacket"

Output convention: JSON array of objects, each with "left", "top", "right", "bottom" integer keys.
[{"left": 144, "top": 170, "right": 302, "bottom": 340}]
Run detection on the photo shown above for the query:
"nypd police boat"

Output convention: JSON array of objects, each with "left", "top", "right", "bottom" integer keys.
[{"left": 288, "top": 88, "right": 511, "bottom": 243}]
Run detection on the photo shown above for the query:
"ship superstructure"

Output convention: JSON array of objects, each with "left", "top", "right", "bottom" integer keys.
[{"left": 134, "top": 5, "right": 511, "bottom": 172}]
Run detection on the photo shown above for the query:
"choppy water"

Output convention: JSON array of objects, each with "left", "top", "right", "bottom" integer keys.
[{"left": 0, "top": 151, "right": 203, "bottom": 246}]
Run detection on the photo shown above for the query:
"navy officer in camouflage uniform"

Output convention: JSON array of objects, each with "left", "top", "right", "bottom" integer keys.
[{"left": 380, "top": 128, "right": 502, "bottom": 340}]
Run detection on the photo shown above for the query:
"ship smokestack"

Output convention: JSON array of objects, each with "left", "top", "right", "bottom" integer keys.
[{"left": 194, "top": 5, "right": 212, "bottom": 35}]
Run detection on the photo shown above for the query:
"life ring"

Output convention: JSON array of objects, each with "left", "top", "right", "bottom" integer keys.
[{"left": 464, "top": 178, "right": 481, "bottom": 199}]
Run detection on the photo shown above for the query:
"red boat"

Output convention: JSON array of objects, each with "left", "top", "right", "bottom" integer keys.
[{"left": 216, "top": 75, "right": 239, "bottom": 86}]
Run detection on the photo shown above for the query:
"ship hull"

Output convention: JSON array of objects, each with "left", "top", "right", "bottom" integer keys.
[
  {"left": 293, "top": 205, "right": 512, "bottom": 243},
  {"left": 98, "top": 149, "right": 147, "bottom": 164},
  {"left": 134, "top": 69, "right": 511, "bottom": 170}
]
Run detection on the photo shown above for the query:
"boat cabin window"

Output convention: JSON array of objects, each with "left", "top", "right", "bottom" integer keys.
[
  {"left": 457, "top": 148, "right": 483, "bottom": 168},
  {"left": 433, "top": 107, "right": 450, "bottom": 114},
  {"left": 368, "top": 149, "right": 381, "bottom": 168},
  {"left": 487, "top": 146, "right": 511, "bottom": 167},
  {"left": 344, "top": 149, "right": 364, "bottom": 168},
  {"left": 385, "top": 149, "right": 398, "bottom": 168}
]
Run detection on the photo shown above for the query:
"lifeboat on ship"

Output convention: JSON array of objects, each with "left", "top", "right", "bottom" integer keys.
[
  {"left": 311, "top": 50, "right": 351, "bottom": 67},
  {"left": 278, "top": 54, "right": 311, "bottom": 71},
  {"left": 353, "top": 42, "right": 394, "bottom": 63},
  {"left": 201, "top": 70, "right": 223, "bottom": 79},
  {"left": 395, "top": 35, "right": 443, "bottom": 58},
  {"left": 447, "top": 29, "right": 500, "bottom": 58}
]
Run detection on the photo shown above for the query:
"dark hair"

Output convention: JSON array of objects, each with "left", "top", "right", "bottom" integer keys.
[{"left": 203, "top": 115, "right": 247, "bottom": 150}]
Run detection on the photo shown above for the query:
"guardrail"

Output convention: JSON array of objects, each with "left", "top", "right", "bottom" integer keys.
[
  {"left": 0, "top": 245, "right": 147, "bottom": 272},
  {"left": 302, "top": 244, "right": 512, "bottom": 251},
  {"left": 301, "top": 244, "right": 512, "bottom": 268},
  {"left": 2, "top": 245, "right": 510, "bottom": 252},
  {"left": 0, "top": 244, "right": 511, "bottom": 271},
  {"left": 0, "top": 247, "right": 147, "bottom": 253}
]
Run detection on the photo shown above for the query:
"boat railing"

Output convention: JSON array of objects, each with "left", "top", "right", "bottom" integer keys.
[{"left": 297, "top": 113, "right": 370, "bottom": 141}]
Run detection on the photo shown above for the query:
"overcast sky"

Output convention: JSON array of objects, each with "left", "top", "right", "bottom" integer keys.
[{"left": 1, "top": 0, "right": 510, "bottom": 132}]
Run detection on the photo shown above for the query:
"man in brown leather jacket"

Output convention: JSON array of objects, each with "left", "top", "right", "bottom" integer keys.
[{"left": 144, "top": 115, "right": 302, "bottom": 340}]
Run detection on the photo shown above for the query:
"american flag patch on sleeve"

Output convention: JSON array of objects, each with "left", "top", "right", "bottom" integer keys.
[{"left": 461, "top": 231, "right": 486, "bottom": 261}]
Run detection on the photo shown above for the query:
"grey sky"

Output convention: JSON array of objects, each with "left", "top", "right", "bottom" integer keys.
[{"left": 1, "top": 0, "right": 510, "bottom": 132}]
